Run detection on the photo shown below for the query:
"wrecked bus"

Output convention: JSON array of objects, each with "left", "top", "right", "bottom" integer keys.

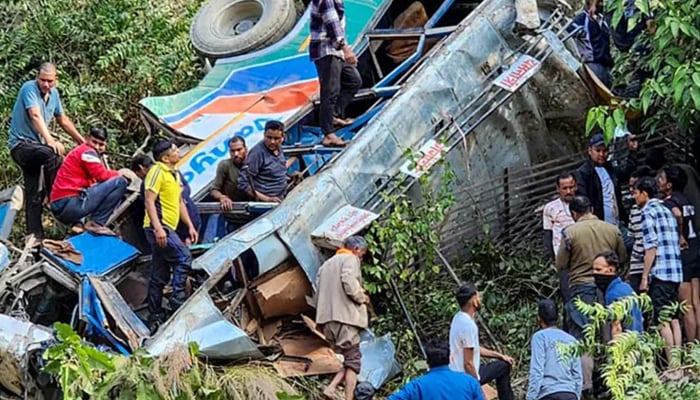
[{"left": 0, "top": 0, "right": 595, "bottom": 397}]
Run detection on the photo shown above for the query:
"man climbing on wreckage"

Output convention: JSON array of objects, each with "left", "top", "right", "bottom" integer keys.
[
  {"left": 313, "top": 235, "right": 370, "bottom": 400},
  {"left": 143, "top": 140, "right": 198, "bottom": 331},
  {"left": 49, "top": 127, "right": 131, "bottom": 236}
]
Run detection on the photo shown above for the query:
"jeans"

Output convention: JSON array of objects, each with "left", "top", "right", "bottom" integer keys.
[
  {"left": 145, "top": 227, "right": 192, "bottom": 317},
  {"left": 10, "top": 142, "right": 62, "bottom": 238},
  {"left": 566, "top": 283, "right": 597, "bottom": 340},
  {"left": 314, "top": 55, "right": 362, "bottom": 135},
  {"left": 479, "top": 360, "right": 514, "bottom": 400},
  {"left": 51, "top": 177, "right": 127, "bottom": 225}
]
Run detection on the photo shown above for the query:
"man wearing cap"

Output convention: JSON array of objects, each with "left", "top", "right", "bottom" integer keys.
[
  {"left": 9, "top": 62, "right": 86, "bottom": 240},
  {"left": 450, "top": 282, "right": 515, "bottom": 400},
  {"left": 312, "top": 235, "right": 369, "bottom": 400},
  {"left": 143, "top": 140, "right": 198, "bottom": 330},
  {"left": 49, "top": 127, "right": 130, "bottom": 236},
  {"left": 575, "top": 132, "right": 626, "bottom": 225}
]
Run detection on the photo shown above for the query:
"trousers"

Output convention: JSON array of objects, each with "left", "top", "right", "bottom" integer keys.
[
  {"left": 313, "top": 55, "right": 362, "bottom": 135},
  {"left": 10, "top": 141, "right": 62, "bottom": 238},
  {"left": 145, "top": 227, "right": 192, "bottom": 317},
  {"left": 51, "top": 177, "right": 127, "bottom": 225}
]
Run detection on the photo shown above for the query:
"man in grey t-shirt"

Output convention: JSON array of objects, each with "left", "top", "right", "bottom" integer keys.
[{"left": 238, "top": 120, "right": 289, "bottom": 203}]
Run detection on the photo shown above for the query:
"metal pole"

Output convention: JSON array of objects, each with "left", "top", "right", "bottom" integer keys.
[{"left": 389, "top": 278, "right": 426, "bottom": 359}]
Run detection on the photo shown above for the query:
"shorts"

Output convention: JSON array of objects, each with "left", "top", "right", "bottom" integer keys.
[
  {"left": 681, "top": 242, "right": 700, "bottom": 282},
  {"left": 322, "top": 321, "right": 362, "bottom": 373},
  {"left": 649, "top": 278, "right": 680, "bottom": 324},
  {"left": 627, "top": 273, "right": 643, "bottom": 294}
]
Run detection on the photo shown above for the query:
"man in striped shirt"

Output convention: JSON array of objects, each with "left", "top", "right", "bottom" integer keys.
[
  {"left": 310, "top": 0, "right": 362, "bottom": 147},
  {"left": 627, "top": 166, "right": 654, "bottom": 294},
  {"left": 634, "top": 177, "right": 683, "bottom": 359}
]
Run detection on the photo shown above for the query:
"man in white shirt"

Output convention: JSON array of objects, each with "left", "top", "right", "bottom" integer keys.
[
  {"left": 543, "top": 172, "right": 577, "bottom": 332},
  {"left": 450, "top": 283, "right": 515, "bottom": 400}
]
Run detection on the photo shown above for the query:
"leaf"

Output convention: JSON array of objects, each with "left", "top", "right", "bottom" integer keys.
[
  {"left": 585, "top": 109, "right": 597, "bottom": 134},
  {"left": 641, "top": 89, "right": 653, "bottom": 114},
  {"left": 671, "top": 20, "right": 680, "bottom": 38},
  {"left": 693, "top": 72, "right": 700, "bottom": 88},
  {"left": 691, "top": 87, "right": 700, "bottom": 110}
]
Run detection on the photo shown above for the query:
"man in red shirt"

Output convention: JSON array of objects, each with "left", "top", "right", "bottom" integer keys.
[{"left": 49, "top": 127, "right": 130, "bottom": 235}]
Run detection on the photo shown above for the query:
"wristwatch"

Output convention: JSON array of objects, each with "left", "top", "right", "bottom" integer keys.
[{"left": 335, "top": 39, "right": 346, "bottom": 51}]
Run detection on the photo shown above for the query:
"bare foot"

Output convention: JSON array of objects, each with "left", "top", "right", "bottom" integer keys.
[
  {"left": 322, "top": 388, "right": 337, "bottom": 399},
  {"left": 333, "top": 117, "right": 354, "bottom": 127},
  {"left": 321, "top": 133, "right": 347, "bottom": 147},
  {"left": 85, "top": 221, "right": 116, "bottom": 236}
]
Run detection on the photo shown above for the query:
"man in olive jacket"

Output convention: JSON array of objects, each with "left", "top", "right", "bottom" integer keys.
[
  {"left": 313, "top": 235, "right": 369, "bottom": 400},
  {"left": 556, "top": 195, "right": 626, "bottom": 395}
]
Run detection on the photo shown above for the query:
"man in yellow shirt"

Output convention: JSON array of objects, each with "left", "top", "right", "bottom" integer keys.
[{"left": 143, "top": 140, "right": 198, "bottom": 331}]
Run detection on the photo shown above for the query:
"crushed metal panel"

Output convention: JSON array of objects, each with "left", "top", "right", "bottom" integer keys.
[
  {"left": 0, "top": 186, "right": 22, "bottom": 240},
  {"left": 493, "top": 54, "right": 541, "bottom": 92},
  {"left": 88, "top": 275, "right": 150, "bottom": 351},
  {"left": 310, "top": 205, "right": 379, "bottom": 250},
  {"left": 145, "top": 290, "right": 262, "bottom": 360},
  {"left": 251, "top": 264, "right": 313, "bottom": 319},
  {"left": 514, "top": 0, "right": 540, "bottom": 29},
  {"left": 189, "top": 320, "right": 261, "bottom": 360},
  {"left": 358, "top": 332, "right": 401, "bottom": 390},
  {"left": 542, "top": 29, "right": 581, "bottom": 72},
  {"left": 0, "top": 315, "right": 53, "bottom": 396},
  {"left": 273, "top": 334, "right": 342, "bottom": 377}
]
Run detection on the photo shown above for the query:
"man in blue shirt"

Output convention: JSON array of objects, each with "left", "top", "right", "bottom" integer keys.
[
  {"left": 9, "top": 62, "right": 85, "bottom": 240},
  {"left": 389, "top": 338, "right": 484, "bottom": 400},
  {"left": 527, "top": 299, "right": 582, "bottom": 400},
  {"left": 238, "top": 120, "right": 289, "bottom": 203},
  {"left": 634, "top": 176, "right": 683, "bottom": 359},
  {"left": 592, "top": 251, "right": 644, "bottom": 335}
]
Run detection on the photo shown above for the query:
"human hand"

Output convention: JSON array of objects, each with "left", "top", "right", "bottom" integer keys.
[
  {"left": 155, "top": 227, "right": 167, "bottom": 248},
  {"left": 640, "top": 275, "right": 649, "bottom": 292},
  {"left": 219, "top": 196, "right": 233, "bottom": 211},
  {"left": 188, "top": 226, "right": 199, "bottom": 245},
  {"left": 343, "top": 46, "right": 358, "bottom": 65},
  {"left": 47, "top": 137, "right": 65, "bottom": 156},
  {"left": 500, "top": 355, "right": 515, "bottom": 365}
]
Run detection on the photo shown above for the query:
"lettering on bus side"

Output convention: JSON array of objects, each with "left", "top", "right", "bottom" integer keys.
[{"left": 182, "top": 117, "right": 271, "bottom": 184}]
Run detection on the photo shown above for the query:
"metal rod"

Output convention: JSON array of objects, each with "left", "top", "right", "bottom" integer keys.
[{"left": 389, "top": 278, "right": 426, "bottom": 359}]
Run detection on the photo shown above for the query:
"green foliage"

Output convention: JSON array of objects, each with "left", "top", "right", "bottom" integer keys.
[
  {"left": 371, "top": 240, "right": 556, "bottom": 397},
  {"left": 364, "top": 159, "right": 456, "bottom": 293},
  {"left": 585, "top": 106, "right": 627, "bottom": 143},
  {"left": 568, "top": 295, "right": 700, "bottom": 399},
  {"left": 43, "top": 323, "right": 302, "bottom": 399},
  {"left": 0, "top": 0, "right": 204, "bottom": 188},
  {"left": 590, "top": 0, "right": 700, "bottom": 137}
]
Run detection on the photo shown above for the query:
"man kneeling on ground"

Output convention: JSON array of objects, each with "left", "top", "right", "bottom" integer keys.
[
  {"left": 389, "top": 338, "right": 484, "bottom": 400},
  {"left": 450, "top": 282, "right": 515, "bottom": 400},
  {"left": 50, "top": 127, "right": 130, "bottom": 235}
]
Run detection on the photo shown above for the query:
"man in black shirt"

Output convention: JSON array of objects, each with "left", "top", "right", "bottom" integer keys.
[{"left": 659, "top": 164, "right": 700, "bottom": 341}]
